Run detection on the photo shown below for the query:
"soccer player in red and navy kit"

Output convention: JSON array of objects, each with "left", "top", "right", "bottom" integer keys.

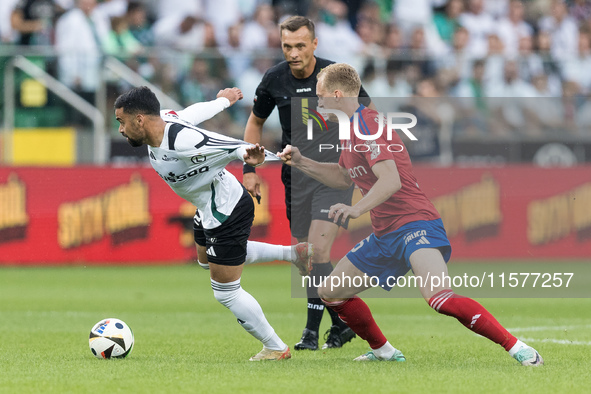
[{"left": 278, "top": 63, "right": 543, "bottom": 365}]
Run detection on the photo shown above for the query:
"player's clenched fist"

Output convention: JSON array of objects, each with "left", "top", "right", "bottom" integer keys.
[{"left": 277, "top": 145, "right": 301, "bottom": 166}]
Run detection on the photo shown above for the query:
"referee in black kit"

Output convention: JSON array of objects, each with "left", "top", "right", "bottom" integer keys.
[{"left": 242, "top": 16, "right": 373, "bottom": 350}]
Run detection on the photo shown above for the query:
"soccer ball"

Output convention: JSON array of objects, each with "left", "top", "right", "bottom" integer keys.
[{"left": 89, "top": 318, "right": 134, "bottom": 359}]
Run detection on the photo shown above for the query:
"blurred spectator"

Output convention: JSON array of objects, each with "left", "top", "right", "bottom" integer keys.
[
  {"left": 0, "top": 0, "right": 19, "bottom": 43},
  {"left": 273, "top": 0, "right": 310, "bottom": 19},
  {"left": 459, "top": 0, "right": 495, "bottom": 58},
  {"left": 433, "top": 0, "right": 463, "bottom": 46},
  {"left": 126, "top": 1, "right": 153, "bottom": 46},
  {"left": 137, "top": 53, "right": 178, "bottom": 97},
  {"left": 11, "top": 0, "right": 63, "bottom": 45},
  {"left": 234, "top": 55, "right": 283, "bottom": 136},
  {"left": 381, "top": 23, "right": 404, "bottom": 58},
  {"left": 483, "top": 34, "right": 506, "bottom": 87},
  {"left": 178, "top": 58, "right": 221, "bottom": 106},
  {"left": 392, "top": 0, "right": 445, "bottom": 35},
  {"left": 152, "top": 13, "right": 215, "bottom": 51},
  {"left": 452, "top": 59, "right": 489, "bottom": 137},
  {"left": 205, "top": 0, "right": 246, "bottom": 47},
  {"left": 401, "top": 78, "right": 443, "bottom": 161},
  {"left": 486, "top": 59, "right": 536, "bottom": 97},
  {"left": 240, "top": 4, "right": 277, "bottom": 51},
  {"left": 570, "top": 0, "right": 591, "bottom": 25},
  {"left": 356, "top": 2, "right": 386, "bottom": 58},
  {"left": 316, "top": 0, "right": 364, "bottom": 65},
  {"left": 362, "top": 59, "right": 412, "bottom": 100},
  {"left": 496, "top": 0, "right": 533, "bottom": 58},
  {"left": 454, "top": 58, "right": 486, "bottom": 100},
  {"left": 236, "top": 57, "right": 274, "bottom": 105},
  {"left": 535, "top": 29, "right": 553, "bottom": 58},
  {"left": 516, "top": 35, "right": 543, "bottom": 81},
  {"left": 486, "top": 60, "right": 537, "bottom": 137},
  {"left": 437, "top": 26, "right": 474, "bottom": 82},
  {"left": 539, "top": 0, "right": 579, "bottom": 60},
  {"left": 96, "top": 0, "right": 127, "bottom": 19},
  {"left": 54, "top": 0, "right": 74, "bottom": 10},
  {"left": 516, "top": 34, "right": 563, "bottom": 95},
  {"left": 55, "top": 0, "right": 110, "bottom": 98},
  {"left": 103, "top": 15, "right": 142, "bottom": 58},
  {"left": 406, "top": 26, "right": 438, "bottom": 76},
  {"left": 156, "top": 0, "right": 202, "bottom": 20},
  {"left": 531, "top": 74, "right": 554, "bottom": 97},
  {"left": 561, "top": 29, "right": 591, "bottom": 94},
  {"left": 483, "top": 0, "right": 509, "bottom": 19},
  {"left": 221, "top": 22, "right": 248, "bottom": 80},
  {"left": 523, "top": 74, "right": 566, "bottom": 135}
]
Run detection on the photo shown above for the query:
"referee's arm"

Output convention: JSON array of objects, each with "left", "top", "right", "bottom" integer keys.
[
  {"left": 242, "top": 112, "right": 266, "bottom": 199},
  {"left": 244, "top": 111, "right": 266, "bottom": 145}
]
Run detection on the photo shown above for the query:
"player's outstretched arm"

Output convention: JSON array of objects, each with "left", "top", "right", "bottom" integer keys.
[
  {"left": 329, "top": 160, "right": 400, "bottom": 224},
  {"left": 278, "top": 145, "right": 352, "bottom": 190},
  {"left": 177, "top": 88, "right": 243, "bottom": 125}
]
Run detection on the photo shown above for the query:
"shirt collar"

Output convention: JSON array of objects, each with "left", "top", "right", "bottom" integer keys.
[{"left": 350, "top": 103, "right": 365, "bottom": 122}]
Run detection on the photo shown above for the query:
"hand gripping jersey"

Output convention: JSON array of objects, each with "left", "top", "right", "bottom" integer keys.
[
  {"left": 338, "top": 105, "right": 441, "bottom": 237},
  {"left": 148, "top": 98, "right": 252, "bottom": 229}
]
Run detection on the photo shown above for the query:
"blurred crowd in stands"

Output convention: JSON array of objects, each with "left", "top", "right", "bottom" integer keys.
[{"left": 2, "top": 0, "right": 591, "bottom": 142}]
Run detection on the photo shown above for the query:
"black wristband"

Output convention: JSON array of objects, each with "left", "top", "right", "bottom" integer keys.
[{"left": 243, "top": 162, "right": 257, "bottom": 174}]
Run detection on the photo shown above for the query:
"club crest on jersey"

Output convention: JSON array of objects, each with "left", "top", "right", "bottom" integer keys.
[
  {"left": 191, "top": 154, "right": 206, "bottom": 164},
  {"left": 366, "top": 140, "right": 381, "bottom": 160}
]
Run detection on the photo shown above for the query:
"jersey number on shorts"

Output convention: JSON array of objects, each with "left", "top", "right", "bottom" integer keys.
[{"left": 351, "top": 236, "right": 371, "bottom": 253}]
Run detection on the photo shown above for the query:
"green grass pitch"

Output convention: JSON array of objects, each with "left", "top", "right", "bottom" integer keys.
[{"left": 0, "top": 263, "right": 590, "bottom": 393}]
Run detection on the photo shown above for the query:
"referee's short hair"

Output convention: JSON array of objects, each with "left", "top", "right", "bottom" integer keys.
[
  {"left": 317, "top": 63, "right": 361, "bottom": 96},
  {"left": 114, "top": 86, "right": 160, "bottom": 116},
  {"left": 280, "top": 15, "right": 315, "bottom": 40}
]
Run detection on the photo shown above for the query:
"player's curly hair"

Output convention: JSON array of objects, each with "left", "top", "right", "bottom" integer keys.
[
  {"left": 114, "top": 86, "right": 160, "bottom": 116},
  {"left": 317, "top": 63, "right": 361, "bottom": 96}
]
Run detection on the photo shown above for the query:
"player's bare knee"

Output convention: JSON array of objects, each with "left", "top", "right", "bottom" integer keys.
[
  {"left": 317, "top": 283, "right": 332, "bottom": 300},
  {"left": 310, "top": 243, "right": 331, "bottom": 264}
]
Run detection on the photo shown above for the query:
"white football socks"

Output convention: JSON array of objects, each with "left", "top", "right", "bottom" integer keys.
[
  {"left": 373, "top": 341, "right": 396, "bottom": 360},
  {"left": 211, "top": 278, "right": 287, "bottom": 351},
  {"left": 244, "top": 241, "right": 291, "bottom": 265},
  {"left": 508, "top": 339, "right": 528, "bottom": 357}
]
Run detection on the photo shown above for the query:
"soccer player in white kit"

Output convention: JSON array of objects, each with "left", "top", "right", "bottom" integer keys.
[{"left": 114, "top": 86, "right": 310, "bottom": 361}]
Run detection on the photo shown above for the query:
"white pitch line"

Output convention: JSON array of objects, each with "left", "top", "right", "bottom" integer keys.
[
  {"left": 507, "top": 324, "right": 591, "bottom": 332},
  {"left": 520, "top": 337, "right": 591, "bottom": 346}
]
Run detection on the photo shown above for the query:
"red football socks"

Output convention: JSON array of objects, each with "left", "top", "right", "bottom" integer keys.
[
  {"left": 324, "top": 296, "right": 387, "bottom": 349},
  {"left": 429, "top": 290, "right": 517, "bottom": 351}
]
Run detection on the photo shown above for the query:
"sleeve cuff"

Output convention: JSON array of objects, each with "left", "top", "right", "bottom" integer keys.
[{"left": 218, "top": 97, "right": 231, "bottom": 109}]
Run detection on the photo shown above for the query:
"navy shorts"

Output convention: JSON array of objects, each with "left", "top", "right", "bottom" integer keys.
[{"left": 346, "top": 219, "right": 452, "bottom": 291}]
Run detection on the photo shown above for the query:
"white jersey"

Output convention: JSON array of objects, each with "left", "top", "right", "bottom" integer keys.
[{"left": 149, "top": 98, "right": 250, "bottom": 229}]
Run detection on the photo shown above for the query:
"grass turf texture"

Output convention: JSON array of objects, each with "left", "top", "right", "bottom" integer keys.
[{"left": 0, "top": 263, "right": 589, "bottom": 393}]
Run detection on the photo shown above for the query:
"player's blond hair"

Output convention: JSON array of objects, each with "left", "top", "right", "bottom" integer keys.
[{"left": 317, "top": 63, "right": 361, "bottom": 96}]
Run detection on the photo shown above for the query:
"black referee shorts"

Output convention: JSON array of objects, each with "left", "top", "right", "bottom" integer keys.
[
  {"left": 193, "top": 187, "right": 254, "bottom": 266},
  {"left": 282, "top": 164, "right": 354, "bottom": 239}
]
